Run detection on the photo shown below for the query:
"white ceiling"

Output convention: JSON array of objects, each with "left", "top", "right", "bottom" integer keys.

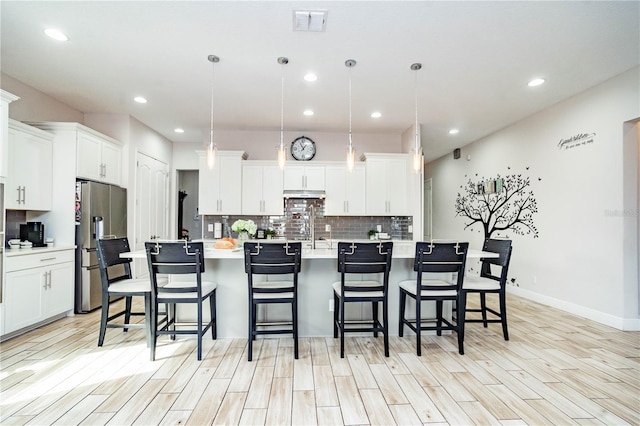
[{"left": 1, "top": 1, "right": 638, "bottom": 161}]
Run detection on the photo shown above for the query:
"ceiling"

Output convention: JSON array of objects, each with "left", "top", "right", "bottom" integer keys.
[{"left": 1, "top": 1, "right": 638, "bottom": 161}]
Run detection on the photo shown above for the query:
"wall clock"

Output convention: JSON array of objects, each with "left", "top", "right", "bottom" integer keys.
[{"left": 291, "top": 136, "right": 316, "bottom": 161}]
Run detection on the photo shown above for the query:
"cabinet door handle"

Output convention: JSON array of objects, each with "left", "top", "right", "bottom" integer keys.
[
  {"left": 22, "top": 186, "right": 26, "bottom": 204},
  {"left": 16, "top": 186, "right": 21, "bottom": 204},
  {"left": 40, "top": 257, "right": 57, "bottom": 262},
  {"left": 48, "top": 271, "right": 52, "bottom": 288},
  {"left": 103, "top": 163, "right": 107, "bottom": 178}
]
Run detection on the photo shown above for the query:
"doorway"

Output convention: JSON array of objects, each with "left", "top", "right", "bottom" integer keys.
[{"left": 176, "top": 170, "right": 201, "bottom": 241}]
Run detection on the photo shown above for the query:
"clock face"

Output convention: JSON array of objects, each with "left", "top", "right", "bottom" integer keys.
[{"left": 291, "top": 136, "right": 316, "bottom": 161}]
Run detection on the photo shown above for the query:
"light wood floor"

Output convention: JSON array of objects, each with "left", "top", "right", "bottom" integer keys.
[{"left": 1, "top": 294, "right": 638, "bottom": 425}]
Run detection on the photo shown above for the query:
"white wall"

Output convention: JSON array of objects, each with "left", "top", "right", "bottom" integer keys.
[
  {"left": 425, "top": 67, "right": 640, "bottom": 330},
  {"left": 2, "top": 73, "right": 84, "bottom": 123}
]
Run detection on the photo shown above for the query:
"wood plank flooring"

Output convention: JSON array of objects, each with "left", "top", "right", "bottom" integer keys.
[{"left": 1, "top": 294, "right": 638, "bottom": 425}]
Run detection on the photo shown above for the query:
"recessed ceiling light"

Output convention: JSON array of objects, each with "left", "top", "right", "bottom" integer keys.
[
  {"left": 303, "top": 109, "right": 314, "bottom": 116},
  {"left": 134, "top": 96, "right": 147, "bottom": 104},
  {"left": 174, "top": 128, "right": 184, "bottom": 133},
  {"left": 44, "top": 28, "right": 68, "bottom": 41},
  {"left": 528, "top": 78, "right": 545, "bottom": 87},
  {"left": 449, "top": 129, "right": 459, "bottom": 135},
  {"left": 370, "top": 112, "right": 382, "bottom": 118},
  {"left": 304, "top": 73, "right": 318, "bottom": 82}
]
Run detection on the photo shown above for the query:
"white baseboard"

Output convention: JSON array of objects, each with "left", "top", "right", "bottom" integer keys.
[{"left": 507, "top": 286, "right": 640, "bottom": 331}]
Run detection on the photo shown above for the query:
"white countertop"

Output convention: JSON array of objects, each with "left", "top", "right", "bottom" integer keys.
[
  {"left": 122, "top": 240, "right": 496, "bottom": 260},
  {"left": 5, "top": 245, "right": 76, "bottom": 257}
]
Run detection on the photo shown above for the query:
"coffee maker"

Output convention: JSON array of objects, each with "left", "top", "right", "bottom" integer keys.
[{"left": 20, "top": 222, "right": 45, "bottom": 247}]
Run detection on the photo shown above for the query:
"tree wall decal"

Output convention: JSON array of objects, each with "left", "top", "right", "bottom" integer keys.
[{"left": 455, "top": 170, "right": 540, "bottom": 240}]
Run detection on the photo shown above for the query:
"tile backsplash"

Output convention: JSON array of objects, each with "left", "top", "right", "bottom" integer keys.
[{"left": 203, "top": 199, "right": 412, "bottom": 240}]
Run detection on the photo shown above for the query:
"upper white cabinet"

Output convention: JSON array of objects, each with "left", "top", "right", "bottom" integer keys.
[
  {"left": 198, "top": 151, "right": 245, "bottom": 215},
  {"left": 76, "top": 130, "right": 122, "bottom": 184},
  {"left": 0, "top": 90, "right": 19, "bottom": 179},
  {"left": 325, "top": 164, "right": 366, "bottom": 216},
  {"left": 6, "top": 120, "right": 53, "bottom": 210},
  {"left": 242, "top": 162, "right": 284, "bottom": 215},
  {"left": 364, "top": 154, "right": 410, "bottom": 216},
  {"left": 283, "top": 164, "right": 325, "bottom": 191},
  {"left": 25, "top": 122, "right": 123, "bottom": 186}
]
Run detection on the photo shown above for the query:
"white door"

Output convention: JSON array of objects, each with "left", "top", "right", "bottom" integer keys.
[
  {"left": 134, "top": 152, "right": 169, "bottom": 278},
  {"left": 424, "top": 178, "right": 432, "bottom": 241}
]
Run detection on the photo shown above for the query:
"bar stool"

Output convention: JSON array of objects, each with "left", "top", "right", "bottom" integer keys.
[
  {"left": 96, "top": 237, "right": 155, "bottom": 349},
  {"left": 398, "top": 241, "right": 468, "bottom": 355},
  {"left": 333, "top": 241, "right": 393, "bottom": 358},
  {"left": 462, "top": 238, "right": 513, "bottom": 340},
  {"left": 243, "top": 241, "right": 302, "bottom": 362},
  {"left": 145, "top": 240, "right": 217, "bottom": 361}
]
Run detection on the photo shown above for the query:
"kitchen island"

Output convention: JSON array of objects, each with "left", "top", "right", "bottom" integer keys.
[{"left": 127, "top": 240, "right": 487, "bottom": 338}]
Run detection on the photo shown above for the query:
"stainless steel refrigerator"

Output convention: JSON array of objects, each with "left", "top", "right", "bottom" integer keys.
[{"left": 75, "top": 180, "right": 127, "bottom": 313}]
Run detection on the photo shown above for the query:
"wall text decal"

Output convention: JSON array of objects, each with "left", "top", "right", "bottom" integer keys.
[{"left": 557, "top": 132, "right": 596, "bottom": 150}]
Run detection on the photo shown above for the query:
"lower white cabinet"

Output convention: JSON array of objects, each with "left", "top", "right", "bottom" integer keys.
[{"left": 3, "top": 249, "right": 74, "bottom": 336}]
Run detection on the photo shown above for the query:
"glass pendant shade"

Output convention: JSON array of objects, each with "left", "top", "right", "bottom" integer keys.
[{"left": 346, "top": 143, "right": 356, "bottom": 171}]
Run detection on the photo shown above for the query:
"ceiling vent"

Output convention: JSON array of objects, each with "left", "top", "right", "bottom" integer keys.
[{"left": 293, "top": 10, "right": 328, "bottom": 32}]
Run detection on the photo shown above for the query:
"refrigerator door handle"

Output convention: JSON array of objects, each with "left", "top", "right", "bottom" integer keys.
[{"left": 93, "top": 216, "right": 104, "bottom": 240}]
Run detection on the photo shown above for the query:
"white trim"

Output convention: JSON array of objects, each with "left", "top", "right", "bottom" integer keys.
[{"left": 508, "top": 286, "right": 640, "bottom": 331}]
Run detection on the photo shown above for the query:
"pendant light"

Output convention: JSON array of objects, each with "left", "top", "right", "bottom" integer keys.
[
  {"left": 277, "top": 57, "right": 289, "bottom": 169},
  {"left": 411, "top": 62, "right": 424, "bottom": 173},
  {"left": 206, "top": 54, "right": 219, "bottom": 170},
  {"left": 345, "top": 59, "right": 356, "bottom": 171},
  {"left": 411, "top": 62, "right": 423, "bottom": 173}
]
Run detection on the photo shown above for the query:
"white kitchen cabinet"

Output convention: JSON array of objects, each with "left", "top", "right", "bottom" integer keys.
[
  {"left": 325, "top": 164, "right": 366, "bottom": 216},
  {"left": 3, "top": 249, "right": 74, "bottom": 336},
  {"left": 283, "top": 164, "right": 325, "bottom": 191},
  {"left": 76, "top": 131, "right": 122, "bottom": 185},
  {"left": 1, "top": 90, "right": 20, "bottom": 179},
  {"left": 25, "top": 121, "right": 123, "bottom": 186},
  {"left": 242, "top": 162, "right": 284, "bottom": 215},
  {"left": 364, "top": 154, "right": 410, "bottom": 215},
  {"left": 6, "top": 120, "right": 53, "bottom": 210},
  {"left": 198, "top": 151, "right": 246, "bottom": 215}
]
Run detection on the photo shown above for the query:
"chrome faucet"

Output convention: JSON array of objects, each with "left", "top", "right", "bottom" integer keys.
[{"left": 309, "top": 204, "right": 316, "bottom": 249}]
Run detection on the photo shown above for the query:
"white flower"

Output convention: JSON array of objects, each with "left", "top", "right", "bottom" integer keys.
[{"left": 231, "top": 219, "right": 257, "bottom": 235}]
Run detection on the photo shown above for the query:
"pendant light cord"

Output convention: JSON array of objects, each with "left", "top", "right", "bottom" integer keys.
[
  {"left": 348, "top": 63, "right": 353, "bottom": 147},
  {"left": 280, "top": 64, "right": 285, "bottom": 148}
]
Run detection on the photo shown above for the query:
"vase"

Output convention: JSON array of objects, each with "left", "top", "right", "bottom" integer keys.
[{"left": 238, "top": 231, "right": 250, "bottom": 243}]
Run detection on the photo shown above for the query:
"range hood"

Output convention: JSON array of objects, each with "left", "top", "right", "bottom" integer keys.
[{"left": 283, "top": 189, "right": 326, "bottom": 199}]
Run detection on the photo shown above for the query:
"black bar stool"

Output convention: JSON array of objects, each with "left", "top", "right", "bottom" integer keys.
[
  {"left": 462, "top": 238, "right": 513, "bottom": 340},
  {"left": 243, "top": 241, "right": 302, "bottom": 362},
  {"left": 333, "top": 241, "right": 393, "bottom": 358},
  {"left": 145, "top": 241, "right": 217, "bottom": 361},
  {"left": 398, "top": 241, "right": 468, "bottom": 355}
]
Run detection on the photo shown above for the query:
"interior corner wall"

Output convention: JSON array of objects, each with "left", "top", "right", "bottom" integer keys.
[
  {"left": 424, "top": 67, "right": 640, "bottom": 330},
  {"left": 1, "top": 73, "right": 84, "bottom": 123}
]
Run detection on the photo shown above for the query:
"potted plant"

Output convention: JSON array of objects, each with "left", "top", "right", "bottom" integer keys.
[
  {"left": 264, "top": 229, "right": 277, "bottom": 239},
  {"left": 232, "top": 219, "right": 257, "bottom": 242},
  {"left": 368, "top": 229, "right": 378, "bottom": 240}
]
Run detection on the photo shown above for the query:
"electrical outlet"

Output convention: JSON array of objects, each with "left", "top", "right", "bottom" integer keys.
[
  {"left": 408, "top": 225, "right": 413, "bottom": 233},
  {"left": 208, "top": 223, "right": 214, "bottom": 232},
  {"left": 325, "top": 224, "right": 331, "bottom": 232},
  {"left": 329, "top": 299, "right": 334, "bottom": 312},
  {"left": 376, "top": 224, "right": 382, "bottom": 232},
  {"left": 533, "top": 276, "right": 537, "bottom": 284}
]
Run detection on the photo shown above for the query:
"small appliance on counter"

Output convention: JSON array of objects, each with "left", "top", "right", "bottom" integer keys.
[{"left": 19, "top": 221, "right": 46, "bottom": 247}]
